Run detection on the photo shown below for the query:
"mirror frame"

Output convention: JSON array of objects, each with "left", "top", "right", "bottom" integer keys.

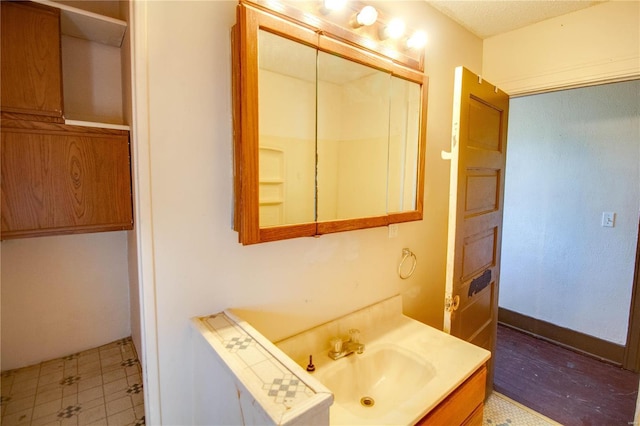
[{"left": 233, "top": 0, "right": 428, "bottom": 245}]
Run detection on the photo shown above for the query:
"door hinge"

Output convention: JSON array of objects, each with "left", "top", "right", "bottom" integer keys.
[{"left": 445, "top": 295, "right": 460, "bottom": 312}]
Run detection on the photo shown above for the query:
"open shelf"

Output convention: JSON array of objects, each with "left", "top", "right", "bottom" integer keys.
[
  {"left": 28, "top": 1, "right": 130, "bottom": 128},
  {"left": 32, "top": 0, "right": 127, "bottom": 47},
  {"left": 64, "top": 119, "right": 130, "bottom": 131}
]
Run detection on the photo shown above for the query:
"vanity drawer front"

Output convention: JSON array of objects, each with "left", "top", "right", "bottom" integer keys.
[
  {"left": 462, "top": 403, "right": 484, "bottom": 426},
  {"left": 416, "top": 364, "right": 486, "bottom": 425}
]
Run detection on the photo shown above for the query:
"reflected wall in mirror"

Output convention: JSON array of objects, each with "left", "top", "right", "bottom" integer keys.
[
  {"left": 317, "top": 50, "right": 390, "bottom": 222},
  {"left": 388, "top": 77, "right": 421, "bottom": 214},
  {"left": 258, "top": 30, "right": 316, "bottom": 227},
  {"left": 233, "top": 1, "right": 428, "bottom": 245}
]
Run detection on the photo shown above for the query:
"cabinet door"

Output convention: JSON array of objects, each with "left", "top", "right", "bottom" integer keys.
[
  {"left": 1, "top": 1, "right": 63, "bottom": 119},
  {"left": 1, "top": 129, "right": 133, "bottom": 238},
  {"left": 416, "top": 365, "right": 486, "bottom": 425}
]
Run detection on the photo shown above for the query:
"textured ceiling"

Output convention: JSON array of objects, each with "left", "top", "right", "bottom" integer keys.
[{"left": 426, "top": 1, "right": 607, "bottom": 39}]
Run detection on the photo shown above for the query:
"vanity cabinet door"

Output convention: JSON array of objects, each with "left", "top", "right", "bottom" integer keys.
[
  {"left": 416, "top": 364, "right": 486, "bottom": 425},
  {"left": 1, "top": 124, "right": 133, "bottom": 239},
  {"left": 1, "top": 1, "right": 63, "bottom": 120}
]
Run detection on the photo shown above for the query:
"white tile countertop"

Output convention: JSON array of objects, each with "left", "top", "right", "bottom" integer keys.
[{"left": 192, "top": 311, "right": 333, "bottom": 425}]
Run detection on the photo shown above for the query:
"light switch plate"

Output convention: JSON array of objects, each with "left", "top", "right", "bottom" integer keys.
[
  {"left": 388, "top": 224, "right": 398, "bottom": 238},
  {"left": 602, "top": 212, "right": 615, "bottom": 228}
]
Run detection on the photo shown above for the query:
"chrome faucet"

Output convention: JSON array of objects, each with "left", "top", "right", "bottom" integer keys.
[{"left": 328, "top": 329, "right": 365, "bottom": 360}]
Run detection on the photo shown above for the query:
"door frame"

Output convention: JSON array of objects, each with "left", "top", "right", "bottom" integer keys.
[{"left": 623, "top": 219, "right": 640, "bottom": 372}]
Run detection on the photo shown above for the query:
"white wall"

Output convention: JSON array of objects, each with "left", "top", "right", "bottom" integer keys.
[
  {"left": 483, "top": 1, "right": 640, "bottom": 96},
  {"left": 131, "top": 1, "right": 482, "bottom": 423},
  {"left": 1, "top": 232, "right": 131, "bottom": 369},
  {"left": 500, "top": 80, "right": 640, "bottom": 345}
]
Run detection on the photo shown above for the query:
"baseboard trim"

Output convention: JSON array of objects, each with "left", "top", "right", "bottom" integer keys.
[{"left": 498, "top": 307, "right": 625, "bottom": 366}]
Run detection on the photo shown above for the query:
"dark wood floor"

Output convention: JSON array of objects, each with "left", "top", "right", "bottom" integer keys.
[{"left": 494, "top": 324, "right": 640, "bottom": 426}]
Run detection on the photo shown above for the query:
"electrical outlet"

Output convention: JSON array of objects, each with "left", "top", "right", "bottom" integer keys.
[
  {"left": 388, "top": 224, "right": 398, "bottom": 238},
  {"left": 602, "top": 212, "right": 615, "bottom": 228}
]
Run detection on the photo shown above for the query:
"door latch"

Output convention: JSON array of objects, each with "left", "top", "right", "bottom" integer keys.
[{"left": 445, "top": 295, "right": 460, "bottom": 312}]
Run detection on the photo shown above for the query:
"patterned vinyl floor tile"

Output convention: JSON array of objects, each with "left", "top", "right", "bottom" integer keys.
[
  {"left": 484, "top": 392, "right": 562, "bottom": 426},
  {"left": 0, "top": 337, "right": 144, "bottom": 426}
]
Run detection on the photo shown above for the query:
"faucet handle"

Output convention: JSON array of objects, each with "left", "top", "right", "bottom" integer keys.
[
  {"left": 348, "top": 328, "right": 360, "bottom": 343},
  {"left": 330, "top": 337, "right": 343, "bottom": 354}
]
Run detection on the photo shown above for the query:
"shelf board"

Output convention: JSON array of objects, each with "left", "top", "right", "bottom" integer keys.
[
  {"left": 32, "top": 0, "right": 127, "bottom": 47},
  {"left": 65, "top": 119, "right": 130, "bottom": 131}
]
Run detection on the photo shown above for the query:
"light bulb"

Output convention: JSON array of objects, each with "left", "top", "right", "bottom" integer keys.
[
  {"left": 323, "top": 0, "right": 346, "bottom": 12},
  {"left": 356, "top": 6, "right": 378, "bottom": 26},
  {"left": 383, "top": 18, "right": 406, "bottom": 40},
  {"left": 407, "top": 31, "right": 428, "bottom": 49}
]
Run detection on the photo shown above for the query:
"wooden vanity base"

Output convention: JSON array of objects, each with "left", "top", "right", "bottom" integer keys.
[{"left": 415, "top": 364, "right": 487, "bottom": 425}]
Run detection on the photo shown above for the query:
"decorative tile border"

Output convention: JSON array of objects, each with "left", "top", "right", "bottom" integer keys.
[
  {"left": 201, "top": 313, "right": 316, "bottom": 407},
  {"left": 193, "top": 311, "right": 332, "bottom": 425}
]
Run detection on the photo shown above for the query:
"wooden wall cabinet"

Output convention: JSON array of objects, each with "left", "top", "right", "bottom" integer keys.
[
  {"left": 1, "top": 121, "right": 133, "bottom": 239},
  {"left": 1, "top": 1, "right": 64, "bottom": 121},
  {"left": 0, "top": 0, "right": 133, "bottom": 240},
  {"left": 416, "top": 364, "right": 487, "bottom": 426}
]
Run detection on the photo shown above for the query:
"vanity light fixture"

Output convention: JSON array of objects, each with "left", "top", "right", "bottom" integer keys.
[
  {"left": 380, "top": 17, "right": 406, "bottom": 40},
  {"left": 354, "top": 5, "right": 378, "bottom": 27},
  {"left": 406, "top": 30, "right": 428, "bottom": 50}
]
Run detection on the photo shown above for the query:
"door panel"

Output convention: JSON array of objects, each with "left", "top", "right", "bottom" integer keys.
[
  {"left": 462, "top": 228, "right": 497, "bottom": 280},
  {"left": 444, "top": 67, "right": 509, "bottom": 397},
  {"left": 465, "top": 170, "right": 499, "bottom": 215},
  {"left": 453, "top": 281, "right": 494, "bottom": 341},
  {"left": 468, "top": 97, "right": 502, "bottom": 152}
]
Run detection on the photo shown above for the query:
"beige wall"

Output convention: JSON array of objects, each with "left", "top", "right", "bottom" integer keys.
[
  {"left": 131, "top": 0, "right": 482, "bottom": 423},
  {"left": 61, "top": 35, "right": 124, "bottom": 124},
  {"left": 1, "top": 232, "right": 131, "bottom": 370},
  {"left": 259, "top": 70, "right": 316, "bottom": 225},
  {"left": 483, "top": 1, "right": 640, "bottom": 96}
]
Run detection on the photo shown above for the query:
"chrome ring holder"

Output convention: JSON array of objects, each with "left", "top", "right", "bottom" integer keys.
[{"left": 398, "top": 248, "right": 417, "bottom": 279}]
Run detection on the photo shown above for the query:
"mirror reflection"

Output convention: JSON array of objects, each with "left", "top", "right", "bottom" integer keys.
[
  {"left": 258, "top": 31, "right": 316, "bottom": 227},
  {"left": 317, "top": 50, "right": 390, "bottom": 222},
  {"left": 388, "top": 76, "right": 421, "bottom": 213},
  {"left": 256, "top": 29, "right": 422, "bottom": 229}
]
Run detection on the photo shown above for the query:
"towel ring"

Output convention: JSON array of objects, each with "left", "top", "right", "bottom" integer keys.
[{"left": 398, "top": 248, "right": 417, "bottom": 280}]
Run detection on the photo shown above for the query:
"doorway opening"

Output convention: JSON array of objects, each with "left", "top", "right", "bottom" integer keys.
[{"left": 495, "top": 80, "right": 640, "bottom": 423}]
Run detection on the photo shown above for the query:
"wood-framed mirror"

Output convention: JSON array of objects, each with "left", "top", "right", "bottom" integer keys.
[{"left": 233, "top": 0, "right": 428, "bottom": 245}]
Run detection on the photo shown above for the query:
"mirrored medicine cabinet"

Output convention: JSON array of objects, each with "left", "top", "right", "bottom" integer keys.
[{"left": 233, "top": 0, "right": 428, "bottom": 245}]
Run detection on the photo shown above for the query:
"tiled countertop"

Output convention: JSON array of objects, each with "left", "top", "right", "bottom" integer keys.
[{"left": 192, "top": 311, "right": 333, "bottom": 425}]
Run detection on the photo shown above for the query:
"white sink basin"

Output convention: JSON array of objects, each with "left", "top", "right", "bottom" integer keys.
[
  {"left": 314, "top": 344, "right": 436, "bottom": 419},
  {"left": 271, "top": 296, "right": 491, "bottom": 425}
]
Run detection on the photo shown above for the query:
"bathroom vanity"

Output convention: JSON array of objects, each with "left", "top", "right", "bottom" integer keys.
[{"left": 192, "top": 296, "right": 490, "bottom": 425}]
